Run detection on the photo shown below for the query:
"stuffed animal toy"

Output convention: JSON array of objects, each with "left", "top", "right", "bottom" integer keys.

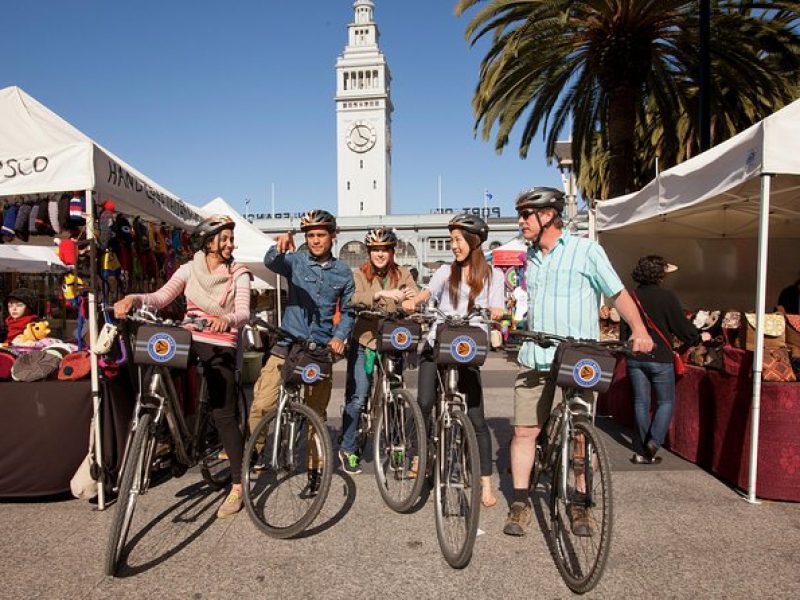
[{"left": 12, "top": 320, "right": 52, "bottom": 345}]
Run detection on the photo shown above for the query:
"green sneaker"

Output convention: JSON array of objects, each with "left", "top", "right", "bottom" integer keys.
[{"left": 338, "top": 449, "right": 362, "bottom": 475}]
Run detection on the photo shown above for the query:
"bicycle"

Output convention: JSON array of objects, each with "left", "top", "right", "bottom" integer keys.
[
  {"left": 348, "top": 304, "right": 427, "bottom": 513},
  {"left": 510, "top": 329, "right": 630, "bottom": 594},
  {"left": 415, "top": 305, "right": 493, "bottom": 569},
  {"left": 241, "top": 320, "right": 334, "bottom": 538},
  {"left": 104, "top": 308, "right": 247, "bottom": 576}
]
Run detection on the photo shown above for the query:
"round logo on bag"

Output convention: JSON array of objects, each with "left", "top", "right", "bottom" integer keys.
[
  {"left": 301, "top": 363, "right": 321, "bottom": 384},
  {"left": 147, "top": 333, "right": 177, "bottom": 363},
  {"left": 390, "top": 326, "right": 413, "bottom": 351},
  {"left": 451, "top": 335, "right": 477, "bottom": 363},
  {"left": 573, "top": 359, "right": 602, "bottom": 388}
]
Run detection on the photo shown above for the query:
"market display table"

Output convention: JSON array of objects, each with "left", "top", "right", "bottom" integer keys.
[
  {"left": 598, "top": 348, "right": 800, "bottom": 502},
  {"left": 0, "top": 379, "right": 133, "bottom": 497}
]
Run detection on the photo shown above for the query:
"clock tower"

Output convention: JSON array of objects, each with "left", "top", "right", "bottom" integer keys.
[{"left": 336, "top": 0, "right": 392, "bottom": 216}]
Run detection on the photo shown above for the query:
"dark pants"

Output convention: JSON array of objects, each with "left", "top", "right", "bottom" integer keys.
[
  {"left": 626, "top": 359, "right": 675, "bottom": 455},
  {"left": 194, "top": 342, "right": 244, "bottom": 485},
  {"left": 416, "top": 346, "right": 493, "bottom": 477}
]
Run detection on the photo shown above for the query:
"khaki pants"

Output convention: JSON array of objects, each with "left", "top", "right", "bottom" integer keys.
[{"left": 249, "top": 354, "right": 333, "bottom": 444}]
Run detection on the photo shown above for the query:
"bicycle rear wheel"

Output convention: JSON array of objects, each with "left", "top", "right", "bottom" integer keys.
[
  {"left": 434, "top": 408, "right": 480, "bottom": 569},
  {"left": 373, "top": 389, "right": 426, "bottom": 513},
  {"left": 242, "top": 401, "right": 332, "bottom": 538},
  {"left": 104, "top": 413, "right": 154, "bottom": 576},
  {"left": 549, "top": 418, "right": 613, "bottom": 594}
]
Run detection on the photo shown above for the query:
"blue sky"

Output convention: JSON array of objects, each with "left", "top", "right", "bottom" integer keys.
[{"left": 1, "top": 0, "right": 563, "bottom": 218}]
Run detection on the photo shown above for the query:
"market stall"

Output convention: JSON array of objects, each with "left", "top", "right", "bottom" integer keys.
[
  {"left": 596, "top": 98, "right": 800, "bottom": 502},
  {"left": 0, "top": 86, "right": 201, "bottom": 506}
]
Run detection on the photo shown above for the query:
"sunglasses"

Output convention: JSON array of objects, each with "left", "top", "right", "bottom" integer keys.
[{"left": 517, "top": 208, "right": 539, "bottom": 219}]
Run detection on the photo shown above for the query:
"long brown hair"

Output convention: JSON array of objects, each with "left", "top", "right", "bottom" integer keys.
[
  {"left": 360, "top": 247, "right": 400, "bottom": 287},
  {"left": 448, "top": 230, "right": 491, "bottom": 312}
]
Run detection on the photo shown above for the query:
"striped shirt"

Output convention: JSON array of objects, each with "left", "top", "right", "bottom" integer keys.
[
  {"left": 518, "top": 231, "right": 623, "bottom": 370},
  {"left": 131, "top": 263, "right": 251, "bottom": 348}
]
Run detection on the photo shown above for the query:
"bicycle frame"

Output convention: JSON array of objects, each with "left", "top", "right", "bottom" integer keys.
[
  {"left": 269, "top": 383, "right": 302, "bottom": 470},
  {"left": 553, "top": 386, "right": 595, "bottom": 509}
]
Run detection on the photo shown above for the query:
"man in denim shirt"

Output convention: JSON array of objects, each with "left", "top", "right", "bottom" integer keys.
[{"left": 250, "top": 209, "right": 355, "bottom": 457}]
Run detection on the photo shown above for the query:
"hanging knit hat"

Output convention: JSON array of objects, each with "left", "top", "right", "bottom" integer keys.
[
  {"left": 99, "top": 208, "right": 117, "bottom": 251},
  {"left": 35, "top": 198, "right": 55, "bottom": 235},
  {"left": 2, "top": 203, "right": 18, "bottom": 239},
  {"left": 69, "top": 192, "right": 85, "bottom": 224},
  {"left": 48, "top": 196, "right": 61, "bottom": 235},
  {"left": 28, "top": 200, "right": 39, "bottom": 234},
  {"left": 14, "top": 202, "right": 33, "bottom": 242}
]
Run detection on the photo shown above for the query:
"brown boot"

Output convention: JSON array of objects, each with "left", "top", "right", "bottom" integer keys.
[{"left": 503, "top": 501, "right": 532, "bottom": 536}]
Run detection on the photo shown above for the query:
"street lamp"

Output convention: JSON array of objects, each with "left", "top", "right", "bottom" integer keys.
[{"left": 553, "top": 140, "right": 577, "bottom": 231}]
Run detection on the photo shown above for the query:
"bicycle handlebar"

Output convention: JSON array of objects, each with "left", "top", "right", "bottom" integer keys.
[
  {"left": 252, "top": 318, "right": 335, "bottom": 358},
  {"left": 510, "top": 329, "right": 654, "bottom": 358}
]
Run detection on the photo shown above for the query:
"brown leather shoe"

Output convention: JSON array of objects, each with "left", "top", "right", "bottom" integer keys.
[
  {"left": 568, "top": 504, "right": 595, "bottom": 537},
  {"left": 503, "top": 501, "right": 532, "bottom": 536}
]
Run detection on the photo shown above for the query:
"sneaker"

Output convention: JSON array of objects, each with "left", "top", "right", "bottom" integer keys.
[
  {"left": 568, "top": 504, "right": 595, "bottom": 537},
  {"left": 216, "top": 488, "right": 242, "bottom": 519},
  {"left": 503, "top": 501, "right": 532, "bottom": 536},
  {"left": 630, "top": 453, "right": 662, "bottom": 465},
  {"left": 338, "top": 449, "right": 362, "bottom": 475}
]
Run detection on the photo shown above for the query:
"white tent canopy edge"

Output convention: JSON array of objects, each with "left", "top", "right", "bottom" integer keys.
[{"left": 596, "top": 98, "right": 800, "bottom": 504}]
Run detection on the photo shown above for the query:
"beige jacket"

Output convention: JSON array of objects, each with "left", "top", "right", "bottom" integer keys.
[{"left": 350, "top": 266, "right": 419, "bottom": 349}]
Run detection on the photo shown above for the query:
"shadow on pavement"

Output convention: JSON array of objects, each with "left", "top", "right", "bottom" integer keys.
[
  {"left": 298, "top": 471, "right": 356, "bottom": 539},
  {"left": 114, "top": 479, "right": 225, "bottom": 578}
]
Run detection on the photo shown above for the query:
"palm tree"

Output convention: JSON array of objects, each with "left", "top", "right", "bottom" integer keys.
[{"left": 455, "top": 0, "right": 800, "bottom": 199}]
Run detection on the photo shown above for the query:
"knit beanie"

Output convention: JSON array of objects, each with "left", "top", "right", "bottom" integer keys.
[
  {"left": 48, "top": 197, "right": 61, "bottom": 234},
  {"left": 35, "top": 198, "right": 54, "bottom": 235},
  {"left": 2, "top": 204, "right": 18, "bottom": 239},
  {"left": 14, "top": 203, "right": 32, "bottom": 242},
  {"left": 69, "top": 192, "right": 85, "bottom": 224},
  {"left": 28, "top": 201, "right": 38, "bottom": 234}
]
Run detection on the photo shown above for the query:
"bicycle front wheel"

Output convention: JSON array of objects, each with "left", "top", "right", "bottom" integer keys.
[
  {"left": 549, "top": 418, "right": 613, "bottom": 594},
  {"left": 242, "top": 401, "right": 332, "bottom": 538},
  {"left": 373, "top": 389, "right": 426, "bottom": 513},
  {"left": 434, "top": 408, "right": 481, "bottom": 569},
  {"left": 104, "top": 412, "right": 154, "bottom": 576}
]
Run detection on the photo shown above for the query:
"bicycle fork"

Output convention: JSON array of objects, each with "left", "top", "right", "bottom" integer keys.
[{"left": 270, "top": 388, "right": 298, "bottom": 470}]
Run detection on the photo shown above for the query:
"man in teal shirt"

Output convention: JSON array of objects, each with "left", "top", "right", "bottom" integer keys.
[{"left": 504, "top": 187, "right": 653, "bottom": 537}]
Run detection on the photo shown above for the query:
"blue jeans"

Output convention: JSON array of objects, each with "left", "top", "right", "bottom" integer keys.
[
  {"left": 341, "top": 344, "right": 372, "bottom": 453},
  {"left": 626, "top": 359, "right": 675, "bottom": 454}
]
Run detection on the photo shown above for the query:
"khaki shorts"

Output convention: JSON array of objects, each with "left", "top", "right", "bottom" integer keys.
[{"left": 512, "top": 368, "right": 557, "bottom": 427}]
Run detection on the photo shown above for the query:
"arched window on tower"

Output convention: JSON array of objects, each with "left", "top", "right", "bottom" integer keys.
[
  {"left": 343, "top": 72, "right": 349, "bottom": 91},
  {"left": 347, "top": 181, "right": 350, "bottom": 191},
  {"left": 360, "top": 160, "right": 363, "bottom": 169},
  {"left": 373, "top": 70, "right": 378, "bottom": 88}
]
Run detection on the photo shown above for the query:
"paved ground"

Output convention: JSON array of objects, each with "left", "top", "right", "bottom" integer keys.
[{"left": 2, "top": 354, "right": 799, "bottom": 599}]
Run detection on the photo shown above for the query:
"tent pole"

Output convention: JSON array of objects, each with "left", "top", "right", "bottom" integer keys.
[
  {"left": 85, "top": 188, "right": 105, "bottom": 510},
  {"left": 747, "top": 174, "right": 771, "bottom": 504},
  {"left": 276, "top": 275, "right": 282, "bottom": 326}
]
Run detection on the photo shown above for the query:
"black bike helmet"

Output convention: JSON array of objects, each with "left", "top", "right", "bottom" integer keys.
[
  {"left": 299, "top": 209, "right": 337, "bottom": 232},
  {"left": 364, "top": 226, "right": 397, "bottom": 248},
  {"left": 448, "top": 213, "right": 489, "bottom": 243},
  {"left": 191, "top": 215, "right": 234, "bottom": 252},
  {"left": 514, "top": 187, "right": 565, "bottom": 214}
]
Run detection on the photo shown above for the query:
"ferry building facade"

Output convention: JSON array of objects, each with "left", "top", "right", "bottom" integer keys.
[{"left": 250, "top": 0, "right": 520, "bottom": 282}]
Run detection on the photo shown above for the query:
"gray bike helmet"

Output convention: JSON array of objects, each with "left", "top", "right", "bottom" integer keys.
[
  {"left": 191, "top": 214, "right": 235, "bottom": 252},
  {"left": 448, "top": 213, "right": 489, "bottom": 243},
  {"left": 299, "top": 209, "right": 337, "bottom": 232},
  {"left": 364, "top": 226, "right": 398, "bottom": 248},
  {"left": 514, "top": 187, "right": 565, "bottom": 214}
]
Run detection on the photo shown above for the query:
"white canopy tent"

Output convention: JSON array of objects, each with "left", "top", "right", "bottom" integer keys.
[
  {"left": 0, "top": 86, "right": 202, "bottom": 509},
  {"left": 596, "top": 98, "right": 800, "bottom": 503},
  {"left": 0, "top": 244, "right": 67, "bottom": 273}
]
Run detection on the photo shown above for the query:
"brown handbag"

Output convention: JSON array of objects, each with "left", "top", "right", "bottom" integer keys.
[
  {"left": 785, "top": 314, "right": 800, "bottom": 354},
  {"left": 761, "top": 346, "right": 796, "bottom": 382},
  {"left": 738, "top": 313, "right": 786, "bottom": 351}
]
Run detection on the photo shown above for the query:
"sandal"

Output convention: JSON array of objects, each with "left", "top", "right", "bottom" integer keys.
[
  {"left": 481, "top": 476, "right": 497, "bottom": 508},
  {"left": 407, "top": 455, "right": 419, "bottom": 480}
]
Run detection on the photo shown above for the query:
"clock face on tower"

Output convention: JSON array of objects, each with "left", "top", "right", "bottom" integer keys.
[{"left": 347, "top": 121, "right": 377, "bottom": 153}]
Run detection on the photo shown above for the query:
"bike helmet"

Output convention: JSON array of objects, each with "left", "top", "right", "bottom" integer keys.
[
  {"left": 364, "top": 226, "right": 397, "bottom": 248},
  {"left": 515, "top": 187, "right": 565, "bottom": 214},
  {"left": 299, "top": 209, "right": 337, "bottom": 232},
  {"left": 191, "top": 215, "right": 234, "bottom": 252},
  {"left": 448, "top": 213, "right": 489, "bottom": 243}
]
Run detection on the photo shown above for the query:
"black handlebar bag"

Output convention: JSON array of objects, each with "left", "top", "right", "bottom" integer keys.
[
  {"left": 552, "top": 342, "right": 616, "bottom": 393},
  {"left": 133, "top": 325, "right": 193, "bottom": 369},
  {"left": 378, "top": 319, "right": 422, "bottom": 353},
  {"left": 433, "top": 325, "right": 488, "bottom": 367},
  {"left": 281, "top": 344, "right": 332, "bottom": 386}
]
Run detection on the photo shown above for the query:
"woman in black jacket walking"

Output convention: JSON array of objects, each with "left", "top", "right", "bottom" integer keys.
[{"left": 620, "top": 256, "right": 710, "bottom": 464}]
